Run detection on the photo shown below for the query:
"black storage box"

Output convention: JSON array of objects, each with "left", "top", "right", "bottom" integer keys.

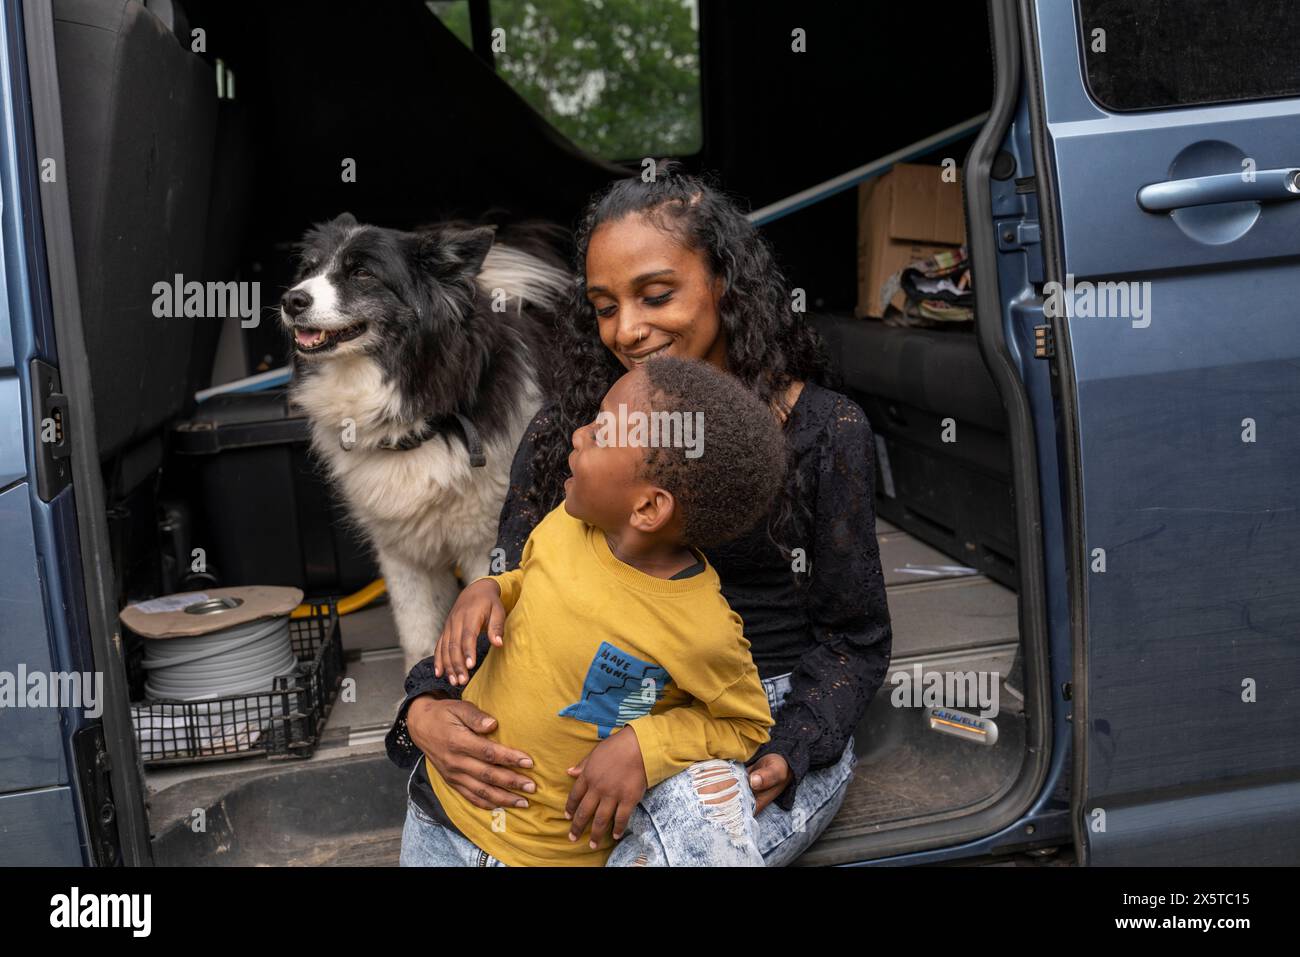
[{"left": 169, "top": 388, "right": 378, "bottom": 597}]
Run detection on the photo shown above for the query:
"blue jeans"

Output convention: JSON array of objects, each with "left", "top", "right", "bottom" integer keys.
[
  {"left": 399, "top": 795, "right": 508, "bottom": 866},
  {"left": 399, "top": 672, "right": 857, "bottom": 867},
  {"left": 605, "top": 672, "right": 857, "bottom": 866}
]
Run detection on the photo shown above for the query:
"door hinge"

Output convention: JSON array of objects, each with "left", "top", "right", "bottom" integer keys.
[
  {"left": 1033, "top": 324, "right": 1055, "bottom": 359},
  {"left": 30, "top": 358, "right": 72, "bottom": 501}
]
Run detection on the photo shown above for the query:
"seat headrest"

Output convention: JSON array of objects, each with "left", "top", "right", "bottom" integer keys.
[{"left": 143, "top": 0, "right": 190, "bottom": 44}]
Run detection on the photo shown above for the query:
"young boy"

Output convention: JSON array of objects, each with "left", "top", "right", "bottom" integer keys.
[{"left": 418, "top": 356, "right": 788, "bottom": 866}]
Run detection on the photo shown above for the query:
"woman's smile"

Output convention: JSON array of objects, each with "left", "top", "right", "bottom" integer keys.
[{"left": 621, "top": 342, "right": 672, "bottom": 365}]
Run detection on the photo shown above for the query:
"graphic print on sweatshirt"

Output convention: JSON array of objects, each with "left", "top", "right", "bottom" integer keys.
[{"left": 558, "top": 641, "right": 670, "bottom": 738}]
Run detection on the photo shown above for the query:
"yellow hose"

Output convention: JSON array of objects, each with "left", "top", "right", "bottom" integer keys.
[{"left": 291, "top": 578, "right": 387, "bottom": 619}]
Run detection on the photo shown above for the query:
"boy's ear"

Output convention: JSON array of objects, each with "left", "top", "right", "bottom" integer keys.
[
  {"left": 411, "top": 225, "right": 497, "bottom": 279},
  {"left": 629, "top": 486, "right": 677, "bottom": 536}
]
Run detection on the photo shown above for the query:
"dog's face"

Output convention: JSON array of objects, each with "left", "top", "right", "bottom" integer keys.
[{"left": 280, "top": 212, "right": 495, "bottom": 365}]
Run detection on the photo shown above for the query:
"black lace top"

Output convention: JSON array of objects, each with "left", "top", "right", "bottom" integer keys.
[{"left": 385, "top": 380, "right": 893, "bottom": 811}]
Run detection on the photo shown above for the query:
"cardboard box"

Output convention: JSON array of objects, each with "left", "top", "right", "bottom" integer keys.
[{"left": 856, "top": 163, "right": 967, "bottom": 318}]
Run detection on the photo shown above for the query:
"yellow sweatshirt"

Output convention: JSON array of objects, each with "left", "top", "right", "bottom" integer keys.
[{"left": 425, "top": 504, "right": 773, "bottom": 866}]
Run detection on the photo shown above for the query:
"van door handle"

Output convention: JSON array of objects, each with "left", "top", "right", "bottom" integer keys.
[{"left": 1137, "top": 168, "right": 1300, "bottom": 211}]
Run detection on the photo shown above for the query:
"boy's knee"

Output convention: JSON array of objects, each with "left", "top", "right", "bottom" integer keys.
[
  {"left": 690, "top": 760, "right": 743, "bottom": 802},
  {"left": 688, "top": 760, "right": 752, "bottom": 844}
]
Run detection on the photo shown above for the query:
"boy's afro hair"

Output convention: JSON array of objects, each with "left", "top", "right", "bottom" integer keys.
[{"left": 638, "top": 356, "right": 788, "bottom": 549}]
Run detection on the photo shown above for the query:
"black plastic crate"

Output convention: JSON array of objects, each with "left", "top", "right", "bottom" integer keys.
[
  {"left": 129, "top": 600, "right": 344, "bottom": 766},
  {"left": 168, "top": 389, "right": 379, "bottom": 596}
]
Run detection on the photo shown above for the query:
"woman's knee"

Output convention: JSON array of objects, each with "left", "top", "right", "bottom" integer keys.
[{"left": 753, "top": 739, "right": 857, "bottom": 865}]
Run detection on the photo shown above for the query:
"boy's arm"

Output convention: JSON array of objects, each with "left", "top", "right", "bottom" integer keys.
[
  {"left": 625, "top": 654, "right": 773, "bottom": 789},
  {"left": 469, "top": 567, "right": 524, "bottom": 612},
  {"left": 439, "top": 530, "right": 538, "bottom": 682},
  {"left": 467, "top": 529, "right": 535, "bottom": 612}
]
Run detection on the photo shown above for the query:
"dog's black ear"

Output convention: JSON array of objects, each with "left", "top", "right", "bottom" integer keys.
[
  {"left": 412, "top": 225, "right": 497, "bottom": 278},
  {"left": 332, "top": 211, "right": 358, "bottom": 228},
  {"left": 443, "top": 225, "right": 497, "bottom": 274}
]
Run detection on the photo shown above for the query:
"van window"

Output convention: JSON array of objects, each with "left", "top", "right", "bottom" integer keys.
[
  {"left": 427, "top": 1, "right": 476, "bottom": 49},
  {"left": 427, "top": 0, "right": 703, "bottom": 161},
  {"left": 1078, "top": 0, "right": 1300, "bottom": 112}
]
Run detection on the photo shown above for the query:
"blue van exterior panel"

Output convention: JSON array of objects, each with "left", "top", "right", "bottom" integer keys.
[
  {"left": 0, "top": 482, "right": 66, "bottom": 793},
  {"left": 1032, "top": 0, "right": 1300, "bottom": 863},
  {"left": 1078, "top": 362, "right": 1300, "bottom": 794},
  {"left": 1090, "top": 777, "right": 1300, "bottom": 866},
  {"left": 1051, "top": 103, "right": 1300, "bottom": 278},
  {"left": 0, "top": 373, "right": 23, "bottom": 488},
  {"left": 0, "top": 785, "right": 82, "bottom": 865}
]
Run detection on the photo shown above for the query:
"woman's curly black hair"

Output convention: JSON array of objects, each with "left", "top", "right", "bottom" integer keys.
[{"left": 529, "top": 159, "right": 830, "bottom": 545}]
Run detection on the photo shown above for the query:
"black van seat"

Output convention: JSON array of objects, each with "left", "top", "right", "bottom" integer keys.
[
  {"left": 816, "top": 314, "right": 1004, "bottom": 432},
  {"left": 54, "top": 0, "right": 218, "bottom": 463},
  {"left": 810, "top": 314, "right": 1018, "bottom": 589},
  {"left": 197, "top": 98, "right": 255, "bottom": 387}
]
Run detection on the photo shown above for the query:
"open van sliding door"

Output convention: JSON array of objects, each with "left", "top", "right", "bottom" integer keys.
[
  {"left": 1022, "top": 0, "right": 1300, "bottom": 864},
  {"left": 9, "top": 0, "right": 153, "bottom": 864}
]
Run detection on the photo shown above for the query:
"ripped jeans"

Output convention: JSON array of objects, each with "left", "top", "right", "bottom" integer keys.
[
  {"left": 398, "top": 672, "right": 857, "bottom": 867},
  {"left": 605, "top": 672, "right": 857, "bottom": 866}
]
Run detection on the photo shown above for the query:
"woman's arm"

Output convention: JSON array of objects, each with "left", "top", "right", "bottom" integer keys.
[
  {"left": 750, "top": 395, "right": 893, "bottom": 810},
  {"left": 384, "top": 404, "right": 556, "bottom": 769}
]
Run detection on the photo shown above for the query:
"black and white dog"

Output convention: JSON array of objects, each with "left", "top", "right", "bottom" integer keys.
[{"left": 281, "top": 212, "right": 569, "bottom": 671}]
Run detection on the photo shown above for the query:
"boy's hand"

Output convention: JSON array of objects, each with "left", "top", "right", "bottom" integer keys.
[
  {"left": 564, "top": 726, "right": 648, "bottom": 850},
  {"left": 435, "top": 578, "right": 506, "bottom": 686}
]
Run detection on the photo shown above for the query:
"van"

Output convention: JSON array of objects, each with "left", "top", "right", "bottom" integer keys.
[{"left": 2, "top": 0, "right": 1297, "bottom": 867}]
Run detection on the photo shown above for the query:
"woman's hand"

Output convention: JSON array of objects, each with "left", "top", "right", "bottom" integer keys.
[
  {"left": 747, "top": 753, "right": 791, "bottom": 815},
  {"left": 406, "top": 695, "right": 537, "bottom": 810},
  {"left": 435, "top": 578, "right": 506, "bottom": 685},
  {"left": 564, "top": 727, "right": 648, "bottom": 850}
]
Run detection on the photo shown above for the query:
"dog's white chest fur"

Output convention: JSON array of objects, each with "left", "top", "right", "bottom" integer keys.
[{"left": 292, "top": 355, "right": 540, "bottom": 670}]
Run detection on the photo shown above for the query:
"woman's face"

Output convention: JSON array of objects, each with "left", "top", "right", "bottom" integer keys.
[{"left": 585, "top": 213, "right": 727, "bottom": 372}]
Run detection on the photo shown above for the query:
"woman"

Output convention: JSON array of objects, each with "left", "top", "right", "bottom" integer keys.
[{"left": 387, "top": 161, "right": 893, "bottom": 865}]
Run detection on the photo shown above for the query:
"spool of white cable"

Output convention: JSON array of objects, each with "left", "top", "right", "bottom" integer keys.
[
  {"left": 125, "top": 587, "right": 307, "bottom": 758},
  {"left": 141, "top": 612, "right": 298, "bottom": 701}
]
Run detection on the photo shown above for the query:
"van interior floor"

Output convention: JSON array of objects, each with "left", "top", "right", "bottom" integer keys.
[{"left": 143, "top": 520, "right": 1024, "bottom": 866}]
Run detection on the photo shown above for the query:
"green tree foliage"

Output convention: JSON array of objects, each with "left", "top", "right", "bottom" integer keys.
[{"left": 428, "top": 0, "right": 701, "bottom": 161}]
